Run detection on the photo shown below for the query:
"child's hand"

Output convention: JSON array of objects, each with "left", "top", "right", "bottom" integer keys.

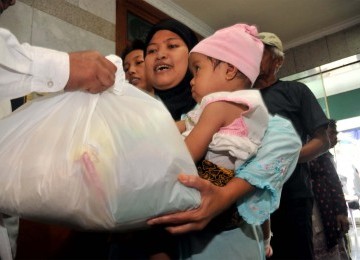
[
  {"left": 264, "top": 234, "right": 273, "bottom": 257},
  {"left": 265, "top": 244, "right": 273, "bottom": 257}
]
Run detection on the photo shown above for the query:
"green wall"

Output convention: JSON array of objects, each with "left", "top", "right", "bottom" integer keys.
[{"left": 325, "top": 88, "right": 360, "bottom": 120}]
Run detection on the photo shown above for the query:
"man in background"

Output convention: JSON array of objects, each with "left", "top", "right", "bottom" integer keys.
[{"left": 254, "top": 32, "right": 329, "bottom": 259}]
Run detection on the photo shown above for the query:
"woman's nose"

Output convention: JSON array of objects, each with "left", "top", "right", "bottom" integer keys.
[{"left": 156, "top": 48, "right": 166, "bottom": 60}]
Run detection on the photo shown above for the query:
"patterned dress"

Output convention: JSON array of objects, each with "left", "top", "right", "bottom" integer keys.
[{"left": 310, "top": 152, "right": 350, "bottom": 259}]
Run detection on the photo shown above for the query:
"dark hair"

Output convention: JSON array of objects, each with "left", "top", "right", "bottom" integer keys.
[
  {"left": 121, "top": 39, "right": 146, "bottom": 60},
  {"left": 144, "top": 19, "right": 199, "bottom": 55},
  {"left": 328, "top": 119, "right": 337, "bottom": 129}
]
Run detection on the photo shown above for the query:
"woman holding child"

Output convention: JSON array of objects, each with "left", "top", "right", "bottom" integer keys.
[
  {"left": 142, "top": 19, "right": 302, "bottom": 259},
  {"left": 14, "top": 18, "right": 302, "bottom": 259}
]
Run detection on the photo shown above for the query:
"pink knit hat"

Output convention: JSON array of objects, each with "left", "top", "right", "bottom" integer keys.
[{"left": 190, "top": 24, "right": 264, "bottom": 85}]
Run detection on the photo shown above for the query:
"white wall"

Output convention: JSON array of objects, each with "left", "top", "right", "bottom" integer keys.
[{"left": 0, "top": 0, "right": 116, "bottom": 55}]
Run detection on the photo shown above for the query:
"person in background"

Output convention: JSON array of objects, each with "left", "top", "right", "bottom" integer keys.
[
  {"left": 145, "top": 20, "right": 302, "bottom": 259},
  {"left": 310, "top": 119, "right": 350, "bottom": 260},
  {"left": 0, "top": 1, "right": 117, "bottom": 259},
  {"left": 121, "top": 39, "right": 154, "bottom": 96},
  {"left": 254, "top": 32, "right": 330, "bottom": 259}
]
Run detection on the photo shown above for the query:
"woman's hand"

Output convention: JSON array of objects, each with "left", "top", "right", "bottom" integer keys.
[
  {"left": 147, "top": 174, "right": 253, "bottom": 234},
  {"left": 147, "top": 174, "right": 229, "bottom": 234}
]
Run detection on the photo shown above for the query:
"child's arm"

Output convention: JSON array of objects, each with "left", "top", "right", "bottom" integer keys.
[
  {"left": 176, "top": 120, "right": 186, "bottom": 133},
  {"left": 185, "top": 101, "right": 245, "bottom": 162},
  {"left": 262, "top": 218, "right": 271, "bottom": 241}
]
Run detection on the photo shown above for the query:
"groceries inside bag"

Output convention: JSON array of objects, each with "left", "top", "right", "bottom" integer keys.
[{"left": 0, "top": 55, "right": 200, "bottom": 231}]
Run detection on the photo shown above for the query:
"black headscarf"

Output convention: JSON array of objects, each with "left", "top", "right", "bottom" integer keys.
[
  {"left": 145, "top": 19, "right": 199, "bottom": 52},
  {"left": 145, "top": 19, "right": 198, "bottom": 120}
]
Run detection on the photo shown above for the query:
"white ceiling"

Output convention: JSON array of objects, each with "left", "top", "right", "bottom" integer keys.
[{"left": 145, "top": 0, "right": 360, "bottom": 50}]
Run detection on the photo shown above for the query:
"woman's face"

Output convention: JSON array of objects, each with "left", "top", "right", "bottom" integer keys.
[
  {"left": 123, "top": 49, "right": 152, "bottom": 93},
  {"left": 145, "top": 30, "right": 189, "bottom": 90}
]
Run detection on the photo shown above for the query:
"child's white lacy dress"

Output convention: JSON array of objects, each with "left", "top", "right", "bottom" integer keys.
[
  {"left": 183, "top": 90, "right": 269, "bottom": 170},
  {"left": 0, "top": 55, "right": 200, "bottom": 231}
]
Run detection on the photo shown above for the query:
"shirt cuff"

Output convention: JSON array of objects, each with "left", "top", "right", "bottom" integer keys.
[{"left": 30, "top": 45, "right": 69, "bottom": 93}]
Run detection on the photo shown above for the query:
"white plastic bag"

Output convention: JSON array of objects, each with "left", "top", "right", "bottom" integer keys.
[{"left": 0, "top": 55, "right": 200, "bottom": 231}]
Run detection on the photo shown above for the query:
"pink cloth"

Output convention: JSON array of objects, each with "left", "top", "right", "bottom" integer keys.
[
  {"left": 190, "top": 24, "right": 264, "bottom": 85},
  {"left": 183, "top": 90, "right": 269, "bottom": 169}
]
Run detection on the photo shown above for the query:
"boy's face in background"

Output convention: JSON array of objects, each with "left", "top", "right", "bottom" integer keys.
[{"left": 123, "top": 49, "right": 148, "bottom": 90}]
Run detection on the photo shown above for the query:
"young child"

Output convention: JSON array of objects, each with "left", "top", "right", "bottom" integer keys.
[
  {"left": 176, "top": 23, "right": 273, "bottom": 257},
  {"left": 177, "top": 24, "right": 268, "bottom": 169}
]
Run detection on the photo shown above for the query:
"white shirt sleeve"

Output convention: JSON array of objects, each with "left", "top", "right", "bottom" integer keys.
[{"left": 0, "top": 28, "right": 70, "bottom": 99}]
